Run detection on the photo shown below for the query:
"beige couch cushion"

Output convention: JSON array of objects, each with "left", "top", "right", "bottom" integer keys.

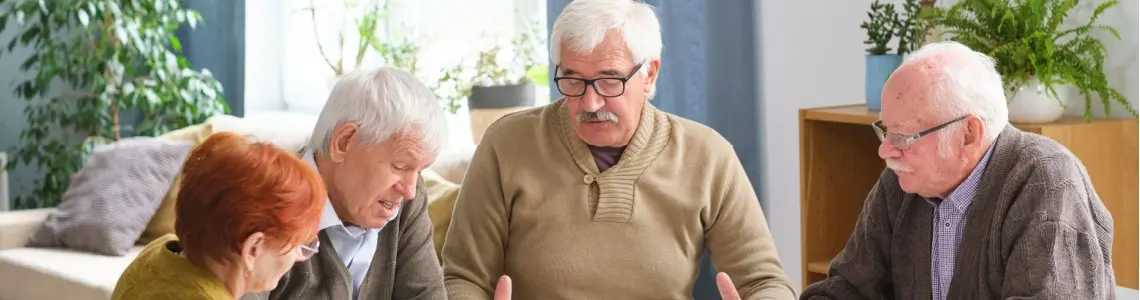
[
  {"left": 0, "top": 246, "right": 143, "bottom": 300},
  {"left": 0, "top": 208, "right": 53, "bottom": 250},
  {"left": 423, "top": 170, "right": 461, "bottom": 257}
]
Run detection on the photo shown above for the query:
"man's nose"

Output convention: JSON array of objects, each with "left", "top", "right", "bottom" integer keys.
[
  {"left": 397, "top": 174, "right": 417, "bottom": 200},
  {"left": 579, "top": 87, "right": 605, "bottom": 112},
  {"left": 878, "top": 140, "right": 901, "bottom": 160}
]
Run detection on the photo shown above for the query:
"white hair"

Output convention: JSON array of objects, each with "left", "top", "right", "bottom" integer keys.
[
  {"left": 309, "top": 67, "right": 448, "bottom": 157},
  {"left": 550, "top": 0, "right": 662, "bottom": 99},
  {"left": 899, "top": 41, "right": 1009, "bottom": 156}
]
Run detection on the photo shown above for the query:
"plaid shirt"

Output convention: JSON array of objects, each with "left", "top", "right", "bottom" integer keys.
[{"left": 927, "top": 144, "right": 995, "bottom": 300}]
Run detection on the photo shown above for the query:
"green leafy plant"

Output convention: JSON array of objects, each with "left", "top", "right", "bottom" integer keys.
[
  {"left": 861, "top": 0, "right": 899, "bottom": 55},
  {"left": 932, "top": 0, "right": 1137, "bottom": 121},
  {"left": 0, "top": 0, "right": 228, "bottom": 209},
  {"left": 863, "top": 0, "right": 930, "bottom": 56},
  {"left": 895, "top": 0, "right": 928, "bottom": 55},
  {"left": 433, "top": 18, "right": 549, "bottom": 114},
  {"left": 305, "top": 0, "right": 421, "bottom": 76}
]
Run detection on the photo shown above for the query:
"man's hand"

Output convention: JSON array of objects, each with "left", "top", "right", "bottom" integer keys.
[
  {"left": 717, "top": 272, "right": 741, "bottom": 300},
  {"left": 493, "top": 275, "right": 512, "bottom": 300}
]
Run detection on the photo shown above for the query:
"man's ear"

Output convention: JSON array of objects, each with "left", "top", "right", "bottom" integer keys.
[
  {"left": 963, "top": 115, "right": 985, "bottom": 149},
  {"left": 643, "top": 59, "right": 661, "bottom": 93},
  {"left": 241, "top": 232, "right": 266, "bottom": 273},
  {"left": 329, "top": 123, "right": 359, "bottom": 163}
]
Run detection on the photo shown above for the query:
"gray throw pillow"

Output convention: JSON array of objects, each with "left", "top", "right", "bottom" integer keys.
[{"left": 27, "top": 137, "right": 193, "bottom": 256}]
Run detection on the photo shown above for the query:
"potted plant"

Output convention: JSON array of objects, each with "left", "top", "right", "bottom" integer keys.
[
  {"left": 933, "top": 0, "right": 1137, "bottom": 123},
  {"left": 0, "top": 0, "right": 227, "bottom": 209},
  {"left": 862, "top": 0, "right": 925, "bottom": 111},
  {"left": 435, "top": 20, "right": 549, "bottom": 143}
]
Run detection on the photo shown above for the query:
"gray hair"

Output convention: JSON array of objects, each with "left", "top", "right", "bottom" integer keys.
[
  {"left": 308, "top": 67, "right": 448, "bottom": 157},
  {"left": 898, "top": 41, "right": 1009, "bottom": 156},
  {"left": 550, "top": 0, "right": 662, "bottom": 99}
]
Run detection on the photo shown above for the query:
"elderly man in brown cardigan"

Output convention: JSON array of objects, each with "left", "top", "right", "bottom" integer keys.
[
  {"left": 243, "top": 67, "right": 449, "bottom": 300},
  {"left": 801, "top": 42, "right": 1116, "bottom": 299}
]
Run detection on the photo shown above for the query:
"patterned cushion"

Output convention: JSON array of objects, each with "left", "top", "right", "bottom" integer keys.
[{"left": 27, "top": 137, "right": 193, "bottom": 256}]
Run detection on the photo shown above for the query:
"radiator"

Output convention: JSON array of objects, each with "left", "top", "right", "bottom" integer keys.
[{"left": 0, "top": 152, "right": 8, "bottom": 212}]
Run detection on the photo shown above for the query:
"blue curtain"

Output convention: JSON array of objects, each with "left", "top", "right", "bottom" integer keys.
[
  {"left": 177, "top": 0, "right": 246, "bottom": 117},
  {"left": 547, "top": 1, "right": 763, "bottom": 298}
]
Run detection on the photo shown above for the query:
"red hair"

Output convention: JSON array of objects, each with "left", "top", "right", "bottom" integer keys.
[{"left": 175, "top": 131, "right": 326, "bottom": 266}]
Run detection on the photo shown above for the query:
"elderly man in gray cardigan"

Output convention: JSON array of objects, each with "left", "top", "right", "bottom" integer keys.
[
  {"left": 243, "top": 67, "right": 448, "bottom": 300},
  {"left": 801, "top": 41, "right": 1115, "bottom": 299}
]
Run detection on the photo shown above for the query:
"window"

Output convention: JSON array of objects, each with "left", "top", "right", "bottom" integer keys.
[{"left": 244, "top": 0, "right": 549, "bottom": 147}]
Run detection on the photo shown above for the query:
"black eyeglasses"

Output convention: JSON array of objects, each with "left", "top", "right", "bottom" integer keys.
[
  {"left": 872, "top": 115, "right": 968, "bottom": 151},
  {"left": 553, "top": 62, "right": 644, "bottom": 97}
]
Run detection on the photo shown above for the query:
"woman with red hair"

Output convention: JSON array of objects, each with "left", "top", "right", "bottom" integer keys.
[{"left": 112, "top": 131, "right": 326, "bottom": 300}]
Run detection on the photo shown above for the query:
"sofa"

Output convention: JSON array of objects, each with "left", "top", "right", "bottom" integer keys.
[{"left": 0, "top": 112, "right": 472, "bottom": 300}]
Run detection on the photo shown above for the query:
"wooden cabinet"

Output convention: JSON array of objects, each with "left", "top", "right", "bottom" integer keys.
[{"left": 799, "top": 104, "right": 1138, "bottom": 290}]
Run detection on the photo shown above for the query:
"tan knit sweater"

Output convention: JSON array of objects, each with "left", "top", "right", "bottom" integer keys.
[{"left": 442, "top": 100, "right": 795, "bottom": 300}]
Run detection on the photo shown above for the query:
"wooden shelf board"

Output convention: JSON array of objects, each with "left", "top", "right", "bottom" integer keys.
[
  {"left": 802, "top": 104, "right": 879, "bottom": 125},
  {"left": 807, "top": 260, "right": 831, "bottom": 275}
]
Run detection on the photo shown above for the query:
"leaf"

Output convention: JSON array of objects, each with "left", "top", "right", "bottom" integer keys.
[
  {"left": 77, "top": 10, "right": 89, "bottom": 27},
  {"left": 187, "top": 11, "right": 199, "bottom": 29},
  {"left": 144, "top": 89, "right": 159, "bottom": 104},
  {"left": 169, "top": 35, "right": 181, "bottom": 52},
  {"left": 526, "top": 64, "right": 548, "bottom": 87}
]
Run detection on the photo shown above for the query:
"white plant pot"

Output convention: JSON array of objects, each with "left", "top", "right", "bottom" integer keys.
[{"left": 1007, "top": 78, "right": 1068, "bottom": 124}]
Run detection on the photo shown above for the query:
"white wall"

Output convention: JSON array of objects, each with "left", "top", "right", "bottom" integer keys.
[
  {"left": 756, "top": 0, "right": 1138, "bottom": 292},
  {"left": 244, "top": 0, "right": 286, "bottom": 112}
]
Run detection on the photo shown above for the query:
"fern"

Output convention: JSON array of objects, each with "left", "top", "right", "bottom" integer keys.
[{"left": 932, "top": 0, "right": 1136, "bottom": 121}]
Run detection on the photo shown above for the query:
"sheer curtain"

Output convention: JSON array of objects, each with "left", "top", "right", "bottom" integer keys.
[{"left": 245, "top": 0, "right": 547, "bottom": 147}]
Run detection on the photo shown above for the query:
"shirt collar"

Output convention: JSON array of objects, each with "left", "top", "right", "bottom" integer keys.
[
  {"left": 940, "top": 143, "right": 997, "bottom": 212},
  {"left": 301, "top": 147, "right": 396, "bottom": 234}
]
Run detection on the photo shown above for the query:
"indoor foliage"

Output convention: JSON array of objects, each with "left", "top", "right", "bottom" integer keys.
[
  {"left": 933, "top": 0, "right": 1137, "bottom": 121},
  {"left": 306, "top": 0, "right": 421, "bottom": 77},
  {"left": 434, "top": 18, "right": 549, "bottom": 114},
  {"left": 0, "top": 0, "right": 228, "bottom": 209},
  {"left": 860, "top": 0, "right": 926, "bottom": 56}
]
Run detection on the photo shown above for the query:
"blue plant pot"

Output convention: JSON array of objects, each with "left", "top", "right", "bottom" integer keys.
[{"left": 865, "top": 54, "right": 903, "bottom": 111}]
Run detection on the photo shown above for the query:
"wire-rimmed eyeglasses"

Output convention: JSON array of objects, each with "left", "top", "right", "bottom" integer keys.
[
  {"left": 297, "top": 238, "right": 319, "bottom": 260},
  {"left": 872, "top": 115, "right": 968, "bottom": 151}
]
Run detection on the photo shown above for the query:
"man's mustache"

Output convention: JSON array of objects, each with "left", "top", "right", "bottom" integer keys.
[
  {"left": 885, "top": 159, "right": 913, "bottom": 172},
  {"left": 577, "top": 111, "right": 619, "bottom": 123}
]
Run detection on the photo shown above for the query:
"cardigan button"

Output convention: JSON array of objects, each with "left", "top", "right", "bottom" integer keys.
[{"left": 583, "top": 174, "right": 596, "bottom": 184}]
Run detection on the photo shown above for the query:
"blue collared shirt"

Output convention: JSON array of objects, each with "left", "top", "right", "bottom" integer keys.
[
  {"left": 928, "top": 144, "right": 995, "bottom": 300},
  {"left": 303, "top": 149, "right": 398, "bottom": 299}
]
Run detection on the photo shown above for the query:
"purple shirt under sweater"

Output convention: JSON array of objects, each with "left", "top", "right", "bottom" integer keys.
[
  {"left": 927, "top": 144, "right": 994, "bottom": 300},
  {"left": 589, "top": 146, "right": 624, "bottom": 172}
]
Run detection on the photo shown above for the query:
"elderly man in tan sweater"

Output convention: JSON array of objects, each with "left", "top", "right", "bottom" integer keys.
[{"left": 440, "top": 0, "right": 795, "bottom": 299}]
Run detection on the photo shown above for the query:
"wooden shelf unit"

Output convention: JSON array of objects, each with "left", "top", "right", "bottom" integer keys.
[{"left": 799, "top": 104, "right": 1138, "bottom": 290}]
